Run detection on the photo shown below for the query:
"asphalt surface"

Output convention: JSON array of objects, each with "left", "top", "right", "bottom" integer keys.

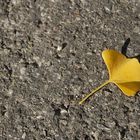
[{"left": 0, "top": 0, "right": 140, "bottom": 140}]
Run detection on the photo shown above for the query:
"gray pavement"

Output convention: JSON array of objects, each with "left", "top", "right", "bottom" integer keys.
[{"left": 0, "top": 0, "right": 140, "bottom": 140}]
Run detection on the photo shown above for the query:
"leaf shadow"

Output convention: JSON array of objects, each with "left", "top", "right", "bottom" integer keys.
[{"left": 121, "top": 38, "right": 140, "bottom": 62}]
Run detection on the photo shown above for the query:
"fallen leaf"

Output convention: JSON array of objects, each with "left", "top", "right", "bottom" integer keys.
[{"left": 79, "top": 49, "right": 140, "bottom": 105}]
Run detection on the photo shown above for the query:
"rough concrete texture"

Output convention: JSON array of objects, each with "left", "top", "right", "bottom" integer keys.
[{"left": 0, "top": 0, "right": 140, "bottom": 140}]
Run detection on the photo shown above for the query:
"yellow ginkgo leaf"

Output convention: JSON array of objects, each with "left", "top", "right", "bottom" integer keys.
[{"left": 79, "top": 49, "right": 140, "bottom": 105}]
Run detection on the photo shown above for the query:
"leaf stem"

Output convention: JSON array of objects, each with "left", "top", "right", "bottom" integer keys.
[{"left": 79, "top": 80, "right": 110, "bottom": 105}]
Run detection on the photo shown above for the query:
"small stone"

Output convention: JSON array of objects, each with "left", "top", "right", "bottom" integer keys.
[
  {"left": 7, "top": 89, "right": 13, "bottom": 96},
  {"left": 89, "top": 79, "right": 93, "bottom": 83},
  {"left": 20, "top": 67, "right": 26, "bottom": 75},
  {"left": 3, "top": 48, "right": 10, "bottom": 54},
  {"left": 56, "top": 73, "right": 61, "bottom": 80},
  {"left": 133, "top": 26, "right": 140, "bottom": 34},
  {"left": 92, "top": 131, "right": 99, "bottom": 140},
  {"left": 57, "top": 46, "right": 62, "bottom": 51},
  {"left": 104, "top": 6, "right": 111, "bottom": 14},
  {"left": 46, "top": 61, "right": 51, "bottom": 66},
  {"left": 59, "top": 119, "right": 67, "bottom": 126},
  {"left": 22, "top": 132, "right": 26, "bottom": 139},
  {"left": 60, "top": 109, "right": 67, "bottom": 114},
  {"left": 11, "top": 0, "right": 21, "bottom": 5},
  {"left": 33, "top": 56, "right": 42, "bottom": 67},
  {"left": 105, "top": 121, "right": 116, "bottom": 128},
  {"left": 87, "top": 52, "right": 93, "bottom": 55}
]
